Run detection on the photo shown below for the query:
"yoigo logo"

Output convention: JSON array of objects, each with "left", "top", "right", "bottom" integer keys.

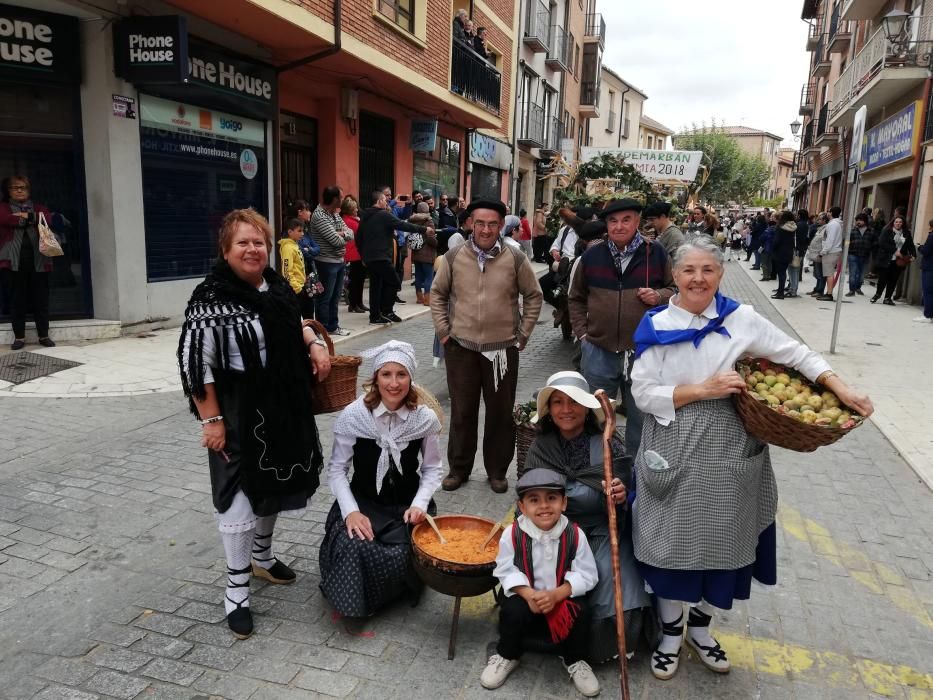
[
  {"left": 239, "top": 148, "right": 258, "bottom": 180},
  {"left": 219, "top": 118, "right": 243, "bottom": 132}
]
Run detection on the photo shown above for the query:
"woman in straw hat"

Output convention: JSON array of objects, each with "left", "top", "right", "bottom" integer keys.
[
  {"left": 318, "top": 340, "right": 444, "bottom": 617},
  {"left": 519, "top": 370, "right": 654, "bottom": 663}
]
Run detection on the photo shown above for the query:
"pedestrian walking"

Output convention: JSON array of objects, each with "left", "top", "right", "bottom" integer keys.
[
  {"left": 845, "top": 213, "right": 874, "bottom": 297},
  {"left": 630, "top": 238, "right": 872, "bottom": 681},
  {"left": 310, "top": 185, "right": 352, "bottom": 336},
  {"left": 871, "top": 215, "right": 916, "bottom": 306},
  {"left": 178, "top": 208, "right": 329, "bottom": 639},
  {"left": 567, "top": 198, "right": 676, "bottom": 460},
  {"left": 817, "top": 206, "right": 844, "bottom": 301},
  {"left": 431, "top": 199, "right": 543, "bottom": 493}
]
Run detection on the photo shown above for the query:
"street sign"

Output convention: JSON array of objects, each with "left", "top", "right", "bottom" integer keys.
[{"left": 849, "top": 105, "right": 867, "bottom": 169}]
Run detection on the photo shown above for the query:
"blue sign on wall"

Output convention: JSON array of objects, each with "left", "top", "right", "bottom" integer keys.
[
  {"left": 410, "top": 119, "right": 438, "bottom": 152},
  {"left": 862, "top": 101, "right": 921, "bottom": 173}
]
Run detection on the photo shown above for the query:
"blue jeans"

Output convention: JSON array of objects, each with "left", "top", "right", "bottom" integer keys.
[
  {"left": 314, "top": 261, "right": 345, "bottom": 332},
  {"left": 752, "top": 248, "right": 762, "bottom": 268},
  {"left": 848, "top": 255, "right": 866, "bottom": 292},
  {"left": 788, "top": 262, "right": 800, "bottom": 294},
  {"left": 414, "top": 261, "right": 434, "bottom": 293},
  {"left": 580, "top": 340, "right": 643, "bottom": 459}
]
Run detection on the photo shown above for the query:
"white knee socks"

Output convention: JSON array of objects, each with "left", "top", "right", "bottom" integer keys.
[
  {"left": 687, "top": 601, "right": 717, "bottom": 647},
  {"left": 252, "top": 514, "right": 277, "bottom": 570},
  {"left": 657, "top": 597, "right": 684, "bottom": 654},
  {"left": 221, "top": 530, "right": 253, "bottom": 615}
]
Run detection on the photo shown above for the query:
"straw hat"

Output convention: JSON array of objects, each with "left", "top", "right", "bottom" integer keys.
[{"left": 533, "top": 371, "right": 616, "bottom": 424}]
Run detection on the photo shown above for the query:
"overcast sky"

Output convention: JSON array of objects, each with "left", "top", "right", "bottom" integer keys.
[{"left": 601, "top": 1, "right": 811, "bottom": 147}]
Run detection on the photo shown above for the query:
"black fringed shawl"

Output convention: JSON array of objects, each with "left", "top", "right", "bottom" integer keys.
[
  {"left": 178, "top": 260, "right": 322, "bottom": 506},
  {"left": 521, "top": 428, "right": 630, "bottom": 493}
]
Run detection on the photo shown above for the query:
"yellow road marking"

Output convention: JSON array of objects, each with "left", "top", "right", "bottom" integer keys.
[{"left": 777, "top": 504, "right": 933, "bottom": 629}]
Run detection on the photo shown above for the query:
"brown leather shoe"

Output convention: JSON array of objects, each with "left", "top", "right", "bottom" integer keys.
[
  {"left": 488, "top": 478, "right": 508, "bottom": 494},
  {"left": 442, "top": 474, "right": 466, "bottom": 491}
]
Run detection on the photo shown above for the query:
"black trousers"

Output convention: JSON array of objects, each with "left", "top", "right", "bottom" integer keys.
[
  {"left": 875, "top": 264, "right": 904, "bottom": 300},
  {"left": 773, "top": 259, "right": 790, "bottom": 295},
  {"left": 532, "top": 236, "right": 550, "bottom": 262},
  {"left": 497, "top": 594, "right": 591, "bottom": 665},
  {"left": 347, "top": 260, "right": 366, "bottom": 308},
  {"left": 367, "top": 259, "right": 399, "bottom": 321},
  {"left": 9, "top": 267, "right": 50, "bottom": 338}
]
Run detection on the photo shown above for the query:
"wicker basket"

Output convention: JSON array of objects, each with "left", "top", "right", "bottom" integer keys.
[
  {"left": 515, "top": 423, "right": 536, "bottom": 471},
  {"left": 304, "top": 320, "right": 362, "bottom": 415},
  {"left": 733, "top": 358, "right": 862, "bottom": 452}
]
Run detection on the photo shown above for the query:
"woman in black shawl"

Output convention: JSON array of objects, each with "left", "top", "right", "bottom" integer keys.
[
  {"left": 178, "top": 209, "right": 331, "bottom": 639},
  {"left": 519, "top": 371, "right": 654, "bottom": 663}
]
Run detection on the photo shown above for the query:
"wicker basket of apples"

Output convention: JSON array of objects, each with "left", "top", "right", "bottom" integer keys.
[{"left": 733, "top": 358, "right": 863, "bottom": 452}]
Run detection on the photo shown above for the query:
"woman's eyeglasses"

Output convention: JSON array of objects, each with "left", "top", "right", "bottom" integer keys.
[{"left": 9, "top": 185, "right": 28, "bottom": 191}]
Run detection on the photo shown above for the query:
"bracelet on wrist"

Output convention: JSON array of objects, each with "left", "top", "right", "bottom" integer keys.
[
  {"left": 816, "top": 371, "right": 836, "bottom": 386},
  {"left": 200, "top": 415, "right": 223, "bottom": 425}
]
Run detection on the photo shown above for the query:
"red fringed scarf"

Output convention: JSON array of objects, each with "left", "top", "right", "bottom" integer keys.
[{"left": 512, "top": 521, "right": 581, "bottom": 643}]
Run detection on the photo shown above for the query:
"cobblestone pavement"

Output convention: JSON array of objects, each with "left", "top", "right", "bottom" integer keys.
[{"left": 0, "top": 265, "right": 931, "bottom": 699}]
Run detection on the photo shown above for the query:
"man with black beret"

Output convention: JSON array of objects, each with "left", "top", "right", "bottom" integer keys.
[
  {"left": 567, "top": 198, "right": 676, "bottom": 458},
  {"left": 431, "top": 199, "right": 543, "bottom": 493}
]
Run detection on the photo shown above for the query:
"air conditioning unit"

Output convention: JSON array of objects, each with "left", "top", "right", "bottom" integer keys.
[{"left": 341, "top": 88, "right": 359, "bottom": 120}]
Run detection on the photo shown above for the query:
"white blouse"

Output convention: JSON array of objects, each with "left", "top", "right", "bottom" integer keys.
[
  {"left": 631, "top": 297, "right": 832, "bottom": 426},
  {"left": 327, "top": 402, "right": 444, "bottom": 519}
]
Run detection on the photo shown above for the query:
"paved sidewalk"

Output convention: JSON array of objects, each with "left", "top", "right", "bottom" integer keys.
[
  {"left": 0, "top": 263, "right": 930, "bottom": 699},
  {"left": 732, "top": 260, "right": 933, "bottom": 490}
]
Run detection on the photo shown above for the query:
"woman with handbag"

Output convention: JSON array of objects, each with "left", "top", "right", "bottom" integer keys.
[
  {"left": 872, "top": 216, "right": 916, "bottom": 306},
  {"left": 0, "top": 175, "right": 55, "bottom": 350},
  {"left": 178, "top": 208, "right": 331, "bottom": 639},
  {"left": 318, "top": 340, "right": 443, "bottom": 617}
]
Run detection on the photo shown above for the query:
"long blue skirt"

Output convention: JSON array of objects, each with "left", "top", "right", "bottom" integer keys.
[{"left": 637, "top": 522, "right": 777, "bottom": 610}]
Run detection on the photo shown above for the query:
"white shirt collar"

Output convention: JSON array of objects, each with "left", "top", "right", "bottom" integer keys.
[
  {"left": 373, "top": 402, "right": 411, "bottom": 420},
  {"left": 517, "top": 513, "right": 568, "bottom": 540},
  {"left": 668, "top": 295, "right": 719, "bottom": 322}
]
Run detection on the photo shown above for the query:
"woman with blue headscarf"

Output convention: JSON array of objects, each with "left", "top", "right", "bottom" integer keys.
[{"left": 629, "top": 238, "right": 872, "bottom": 681}]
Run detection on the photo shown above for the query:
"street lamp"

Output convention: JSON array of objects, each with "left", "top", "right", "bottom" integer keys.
[
  {"left": 790, "top": 119, "right": 801, "bottom": 142},
  {"left": 882, "top": 9, "right": 911, "bottom": 45}
]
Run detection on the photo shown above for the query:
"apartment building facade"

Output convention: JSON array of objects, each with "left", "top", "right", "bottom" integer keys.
[
  {"left": 0, "top": 0, "right": 513, "bottom": 335},
  {"left": 719, "top": 126, "right": 785, "bottom": 200},
  {"left": 639, "top": 115, "right": 675, "bottom": 151},
  {"left": 587, "top": 67, "right": 646, "bottom": 149}
]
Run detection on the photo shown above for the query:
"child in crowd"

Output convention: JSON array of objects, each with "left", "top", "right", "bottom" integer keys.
[
  {"left": 278, "top": 218, "right": 306, "bottom": 298},
  {"left": 481, "top": 469, "right": 600, "bottom": 697}
]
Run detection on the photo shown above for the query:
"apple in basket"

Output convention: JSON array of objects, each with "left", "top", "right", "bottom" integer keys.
[{"left": 739, "top": 362, "right": 861, "bottom": 430}]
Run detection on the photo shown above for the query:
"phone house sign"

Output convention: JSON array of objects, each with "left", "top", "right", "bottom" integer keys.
[
  {"left": 0, "top": 4, "right": 79, "bottom": 83},
  {"left": 188, "top": 56, "right": 272, "bottom": 101}
]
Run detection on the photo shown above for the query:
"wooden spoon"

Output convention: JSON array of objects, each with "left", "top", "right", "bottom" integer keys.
[
  {"left": 478, "top": 520, "right": 504, "bottom": 552},
  {"left": 424, "top": 513, "right": 447, "bottom": 544}
]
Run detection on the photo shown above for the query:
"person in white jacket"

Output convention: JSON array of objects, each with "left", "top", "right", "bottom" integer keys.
[
  {"left": 818, "top": 206, "right": 844, "bottom": 300},
  {"left": 481, "top": 469, "right": 601, "bottom": 697}
]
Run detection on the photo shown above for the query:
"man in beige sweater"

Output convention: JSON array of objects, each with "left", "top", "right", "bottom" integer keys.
[{"left": 431, "top": 199, "right": 543, "bottom": 493}]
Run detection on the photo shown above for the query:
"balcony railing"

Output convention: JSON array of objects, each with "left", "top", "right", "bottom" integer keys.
[
  {"left": 581, "top": 80, "right": 600, "bottom": 109},
  {"left": 926, "top": 82, "right": 933, "bottom": 141},
  {"left": 606, "top": 110, "right": 616, "bottom": 132},
  {"left": 799, "top": 81, "right": 816, "bottom": 115},
  {"left": 451, "top": 41, "right": 501, "bottom": 114},
  {"left": 545, "top": 116, "right": 563, "bottom": 152},
  {"left": 815, "top": 102, "right": 838, "bottom": 142},
  {"left": 523, "top": 0, "right": 550, "bottom": 52},
  {"left": 584, "top": 13, "right": 605, "bottom": 47},
  {"left": 806, "top": 17, "right": 822, "bottom": 50},
  {"left": 545, "top": 25, "right": 570, "bottom": 70},
  {"left": 801, "top": 122, "right": 814, "bottom": 151},
  {"left": 831, "top": 17, "right": 933, "bottom": 122},
  {"left": 828, "top": 3, "right": 851, "bottom": 52},
  {"left": 518, "top": 103, "right": 545, "bottom": 147},
  {"left": 812, "top": 34, "right": 831, "bottom": 77}
]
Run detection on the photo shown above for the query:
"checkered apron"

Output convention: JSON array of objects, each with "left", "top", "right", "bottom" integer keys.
[{"left": 632, "top": 399, "right": 778, "bottom": 571}]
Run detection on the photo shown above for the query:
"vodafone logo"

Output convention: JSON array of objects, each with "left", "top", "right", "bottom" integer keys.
[
  {"left": 171, "top": 103, "right": 191, "bottom": 127},
  {"left": 239, "top": 148, "right": 257, "bottom": 180}
]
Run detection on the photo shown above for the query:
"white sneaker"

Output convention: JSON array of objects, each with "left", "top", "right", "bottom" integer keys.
[
  {"left": 913, "top": 316, "right": 933, "bottom": 323},
  {"left": 565, "top": 660, "right": 600, "bottom": 697},
  {"left": 480, "top": 654, "right": 519, "bottom": 689},
  {"left": 331, "top": 327, "right": 351, "bottom": 336}
]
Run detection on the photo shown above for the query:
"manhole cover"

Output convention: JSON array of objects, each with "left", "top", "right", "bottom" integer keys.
[{"left": 0, "top": 351, "right": 82, "bottom": 385}]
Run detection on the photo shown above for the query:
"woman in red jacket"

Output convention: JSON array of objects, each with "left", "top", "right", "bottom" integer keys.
[
  {"left": 341, "top": 196, "right": 367, "bottom": 314},
  {"left": 0, "top": 175, "right": 54, "bottom": 350}
]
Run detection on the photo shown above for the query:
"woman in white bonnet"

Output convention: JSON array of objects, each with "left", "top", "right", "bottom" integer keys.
[{"left": 318, "top": 340, "right": 443, "bottom": 617}]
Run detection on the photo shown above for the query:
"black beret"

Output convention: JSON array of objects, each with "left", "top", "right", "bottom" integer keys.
[
  {"left": 598, "top": 198, "right": 643, "bottom": 219},
  {"left": 516, "top": 468, "right": 566, "bottom": 497},
  {"left": 465, "top": 198, "right": 507, "bottom": 219}
]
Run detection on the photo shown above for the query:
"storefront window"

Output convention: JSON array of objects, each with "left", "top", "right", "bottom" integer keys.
[
  {"left": 413, "top": 136, "right": 461, "bottom": 200},
  {"left": 470, "top": 164, "right": 502, "bottom": 201},
  {"left": 0, "top": 79, "right": 89, "bottom": 320},
  {"left": 139, "top": 94, "right": 267, "bottom": 281}
]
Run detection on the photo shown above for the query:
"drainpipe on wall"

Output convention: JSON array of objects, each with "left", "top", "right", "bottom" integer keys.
[
  {"left": 271, "top": 0, "right": 343, "bottom": 227},
  {"left": 617, "top": 85, "right": 630, "bottom": 148}
]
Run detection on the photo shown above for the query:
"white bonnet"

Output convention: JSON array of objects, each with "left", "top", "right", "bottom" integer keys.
[{"left": 360, "top": 340, "right": 417, "bottom": 376}]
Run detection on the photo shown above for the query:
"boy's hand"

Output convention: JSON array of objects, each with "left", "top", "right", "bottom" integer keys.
[
  {"left": 530, "top": 584, "right": 571, "bottom": 614},
  {"left": 513, "top": 586, "right": 542, "bottom": 614}
]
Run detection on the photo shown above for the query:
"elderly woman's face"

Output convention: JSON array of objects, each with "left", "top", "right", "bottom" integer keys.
[
  {"left": 7, "top": 179, "right": 29, "bottom": 203},
  {"left": 224, "top": 222, "right": 269, "bottom": 285},
  {"left": 376, "top": 362, "right": 411, "bottom": 410},
  {"left": 674, "top": 248, "right": 723, "bottom": 312},
  {"left": 548, "top": 391, "right": 587, "bottom": 437}
]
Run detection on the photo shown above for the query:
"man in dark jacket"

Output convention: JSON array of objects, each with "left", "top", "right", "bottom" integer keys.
[
  {"left": 357, "top": 190, "right": 432, "bottom": 325},
  {"left": 788, "top": 209, "right": 810, "bottom": 297},
  {"left": 438, "top": 194, "right": 458, "bottom": 231},
  {"left": 771, "top": 211, "right": 798, "bottom": 299},
  {"left": 846, "top": 212, "right": 874, "bottom": 296},
  {"left": 748, "top": 212, "right": 767, "bottom": 267}
]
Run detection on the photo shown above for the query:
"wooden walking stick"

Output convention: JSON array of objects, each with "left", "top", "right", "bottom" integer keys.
[{"left": 594, "top": 389, "right": 630, "bottom": 700}]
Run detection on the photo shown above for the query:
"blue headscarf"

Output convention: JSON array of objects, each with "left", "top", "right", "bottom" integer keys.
[{"left": 633, "top": 292, "right": 741, "bottom": 358}]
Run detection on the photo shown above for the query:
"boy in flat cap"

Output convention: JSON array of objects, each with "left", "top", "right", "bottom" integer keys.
[
  {"left": 568, "top": 198, "right": 675, "bottom": 459},
  {"left": 482, "top": 468, "right": 600, "bottom": 696},
  {"left": 431, "top": 199, "right": 543, "bottom": 494}
]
